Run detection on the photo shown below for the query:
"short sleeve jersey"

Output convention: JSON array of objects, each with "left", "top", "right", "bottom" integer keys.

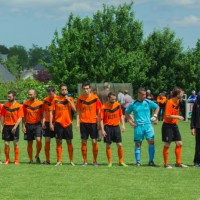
[
  {"left": 125, "top": 99, "right": 158, "bottom": 125},
  {"left": 23, "top": 99, "right": 43, "bottom": 124},
  {"left": 76, "top": 93, "right": 101, "bottom": 123},
  {"left": 164, "top": 99, "right": 180, "bottom": 124},
  {"left": 1, "top": 101, "right": 24, "bottom": 125},
  {"left": 51, "top": 96, "right": 74, "bottom": 128},
  {"left": 101, "top": 101, "right": 122, "bottom": 126},
  {"left": 43, "top": 96, "right": 55, "bottom": 122},
  {"left": 157, "top": 96, "right": 166, "bottom": 106}
]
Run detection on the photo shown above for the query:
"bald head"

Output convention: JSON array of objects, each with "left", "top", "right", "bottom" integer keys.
[{"left": 28, "top": 89, "right": 37, "bottom": 101}]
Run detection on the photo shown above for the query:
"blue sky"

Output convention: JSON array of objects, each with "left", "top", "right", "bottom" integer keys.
[{"left": 0, "top": 0, "right": 200, "bottom": 50}]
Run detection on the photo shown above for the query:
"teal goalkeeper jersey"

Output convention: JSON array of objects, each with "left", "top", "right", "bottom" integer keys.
[{"left": 125, "top": 99, "right": 158, "bottom": 125}]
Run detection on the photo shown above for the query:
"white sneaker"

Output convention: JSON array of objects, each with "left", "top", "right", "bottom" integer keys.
[
  {"left": 175, "top": 163, "right": 188, "bottom": 168},
  {"left": 164, "top": 164, "right": 172, "bottom": 169}
]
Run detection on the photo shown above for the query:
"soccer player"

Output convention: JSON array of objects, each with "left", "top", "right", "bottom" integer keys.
[
  {"left": 22, "top": 89, "right": 43, "bottom": 164},
  {"left": 162, "top": 87, "right": 188, "bottom": 168},
  {"left": 50, "top": 84, "right": 76, "bottom": 166},
  {"left": 42, "top": 86, "right": 56, "bottom": 164},
  {"left": 100, "top": 92, "right": 127, "bottom": 167},
  {"left": 125, "top": 87, "right": 159, "bottom": 166},
  {"left": 76, "top": 81, "right": 101, "bottom": 166},
  {"left": 1, "top": 91, "right": 24, "bottom": 164}
]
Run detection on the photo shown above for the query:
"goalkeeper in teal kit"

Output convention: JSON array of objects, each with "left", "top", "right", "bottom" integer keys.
[{"left": 125, "top": 88, "right": 160, "bottom": 166}]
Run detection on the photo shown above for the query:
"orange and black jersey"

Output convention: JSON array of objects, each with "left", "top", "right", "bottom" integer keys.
[
  {"left": 1, "top": 101, "right": 24, "bottom": 125},
  {"left": 51, "top": 96, "right": 75, "bottom": 128},
  {"left": 164, "top": 99, "right": 180, "bottom": 124},
  {"left": 43, "top": 96, "right": 56, "bottom": 122},
  {"left": 101, "top": 101, "right": 122, "bottom": 126},
  {"left": 76, "top": 94, "right": 101, "bottom": 123},
  {"left": 23, "top": 99, "right": 43, "bottom": 124}
]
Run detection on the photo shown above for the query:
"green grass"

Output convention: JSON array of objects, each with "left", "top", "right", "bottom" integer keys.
[{"left": 0, "top": 121, "right": 200, "bottom": 200}]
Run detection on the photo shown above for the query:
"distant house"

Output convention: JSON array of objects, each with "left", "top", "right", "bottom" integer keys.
[
  {"left": 21, "top": 68, "right": 35, "bottom": 80},
  {"left": 21, "top": 64, "right": 47, "bottom": 79},
  {"left": 34, "top": 64, "right": 47, "bottom": 73},
  {"left": 0, "top": 63, "right": 16, "bottom": 82},
  {"left": 21, "top": 64, "right": 52, "bottom": 82}
]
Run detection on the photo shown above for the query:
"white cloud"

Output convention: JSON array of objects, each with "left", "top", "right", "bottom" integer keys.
[
  {"left": 162, "top": 0, "right": 200, "bottom": 6},
  {"left": 134, "top": 0, "right": 149, "bottom": 5},
  {"left": 0, "top": 0, "right": 133, "bottom": 21},
  {"left": 0, "top": 0, "right": 131, "bottom": 8},
  {"left": 171, "top": 15, "right": 200, "bottom": 27},
  {"left": 0, "top": 0, "right": 71, "bottom": 7},
  {"left": 58, "top": 2, "right": 96, "bottom": 13}
]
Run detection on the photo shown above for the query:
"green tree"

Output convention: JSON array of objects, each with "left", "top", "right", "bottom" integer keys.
[
  {"left": 182, "top": 39, "right": 200, "bottom": 94},
  {"left": 9, "top": 45, "right": 28, "bottom": 69},
  {"left": 45, "top": 2, "right": 143, "bottom": 93},
  {"left": 28, "top": 44, "right": 51, "bottom": 66},
  {"left": 143, "top": 27, "right": 185, "bottom": 95},
  {"left": 0, "top": 44, "right": 9, "bottom": 54}
]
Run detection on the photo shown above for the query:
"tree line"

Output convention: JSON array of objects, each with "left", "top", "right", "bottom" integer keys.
[
  {"left": 1, "top": 2, "right": 200, "bottom": 97},
  {"left": 0, "top": 44, "right": 50, "bottom": 78},
  {"left": 44, "top": 2, "right": 200, "bottom": 96}
]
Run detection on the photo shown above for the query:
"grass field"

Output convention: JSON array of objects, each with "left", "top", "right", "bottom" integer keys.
[{"left": 0, "top": 121, "right": 200, "bottom": 200}]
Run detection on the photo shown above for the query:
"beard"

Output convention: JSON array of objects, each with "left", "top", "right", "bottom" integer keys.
[
  {"left": 60, "top": 93, "right": 66, "bottom": 97},
  {"left": 8, "top": 99, "right": 14, "bottom": 102}
]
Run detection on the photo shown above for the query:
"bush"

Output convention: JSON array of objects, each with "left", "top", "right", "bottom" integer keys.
[{"left": 0, "top": 79, "right": 58, "bottom": 102}]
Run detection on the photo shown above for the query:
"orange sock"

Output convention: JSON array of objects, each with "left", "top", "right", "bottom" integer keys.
[
  {"left": 92, "top": 143, "right": 98, "bottom": 163},
  {"left": 56, "top": 144, "right": 62, "bottom": 162},
  {"left": 118, "top": 146, "right": 123, "bottom": 164},
  {"left": 36, "top": 140, "right": 42, "bottom": 157},
  {"left": 27, "top": 143, "right": 33, "bottom": 161},
  {"left": 4, "top": 147, "right": 10, "bottom": 161},
  {"left": 14, "top": 147, "right": 19, "bottom": 161},
  {"left": 163, "top": 146, "right": 169, "bottom": 165},
  {"left": 81, "top": 143, "right": 87, "bottom": 162},
  {"left": 175, "top": 145, "right": 182, "bottom": 164},
  {"left": 45, "top": 141, "right": 50, "bottom": 162},
  {"left": 106, "top": 147, "right": 112, "bottom": 163},
  {"left": 67, "top": 143, "right": 73, "bottom": 162}
]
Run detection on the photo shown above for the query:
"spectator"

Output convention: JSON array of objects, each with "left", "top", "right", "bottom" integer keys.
[
  {"left": 123, "top": 90, "right": 133, "bottom": 122},
  {"left": 98, "top": 82, "right": 110, "bottom": 104},
  {"left": 123, "top": 90, "right": 133, "bottom": 109},
  {"left": 118, "top": 90, "right": 125, "bottom": 105},
  {"left": 157, "top": 92, "right": 167, "bottom": 121},
  {"left": 188, "top": 90, "right": 197, "bottom": 103},
  {"left": 146, "top": 89, "right": 154, "bottom": 101},
  {"left": 118, "top": 90, "right": 125, "bottom": 120}
]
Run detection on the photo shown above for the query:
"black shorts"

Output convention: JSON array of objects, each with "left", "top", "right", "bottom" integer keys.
[
  {"left": 104, "top": 125, "right": 122, "bottom": 144},
  {"left": 54, "top": 123, "right": 73, "bottom": 140},
  {"left": 43, "top": 122, "right": 55, "bottom": 138},
  {"left": 80, "top": 123, "right": 98, "bottom": 140},
  {"left": 2, "top": 125, "right": 19, "bottom": 141},
  {"left": 24, "top": 123, "right": 42, "bottom": 141},
  {"left": 162, "top": 123, "right": 182, "bottom": 142}
]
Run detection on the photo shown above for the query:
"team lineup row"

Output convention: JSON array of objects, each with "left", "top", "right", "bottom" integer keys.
[{"left": 0, "top": 82, "right": 195, "bottom": 168}]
